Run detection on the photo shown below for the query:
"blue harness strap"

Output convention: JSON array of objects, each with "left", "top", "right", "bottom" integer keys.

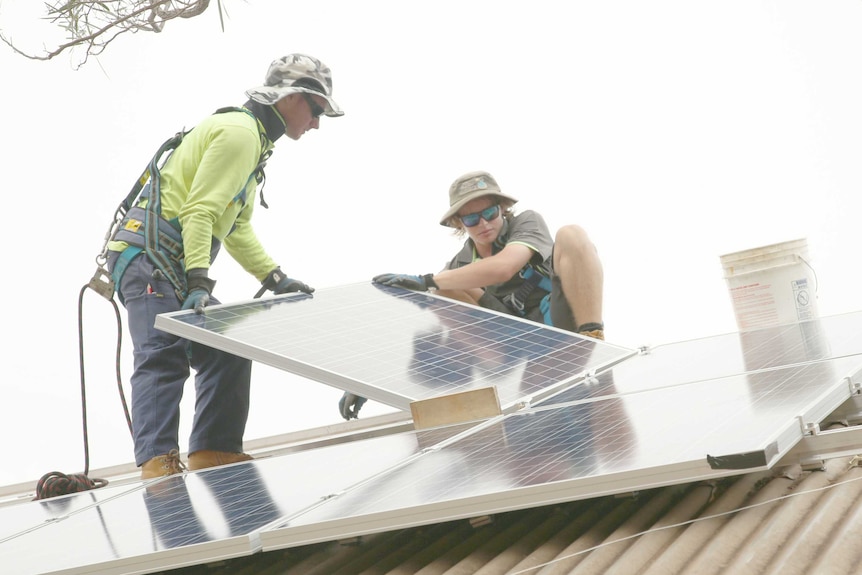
[
  {"left": 539, "top": 293, "right": 553, "bottom": 325},
  {"left": 523, "top": 265, "right": 553, "bottom": 292},
  {"left": 110, "top": 246, "right": 143, "bottom": 305},
  {"left": 502, "top": 264, "right": 553, "bottom": 317}
]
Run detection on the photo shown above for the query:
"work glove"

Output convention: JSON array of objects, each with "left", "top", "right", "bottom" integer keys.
[
  {"left": 262, "top": 267, "right": 314, "bottom": 295},
  {"left": 373, "top": 273, "right": 438, "bottom": 292},
  {"left": 182, "top": 269, "right": 216, "bottom": 314},
  {"left": 339, "top": 392, "right": 367, "bottom": 420}
]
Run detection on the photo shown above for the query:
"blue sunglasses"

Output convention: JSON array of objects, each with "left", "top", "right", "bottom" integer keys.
[{"left": 459, "top": 204, "right": 501, "bottom": 227}]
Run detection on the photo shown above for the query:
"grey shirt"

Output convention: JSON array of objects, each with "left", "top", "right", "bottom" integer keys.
[{"left": 445, "top": 210, "right": 555, "bottom": 316}]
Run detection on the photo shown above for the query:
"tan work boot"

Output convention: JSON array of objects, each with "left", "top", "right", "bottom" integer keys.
[
  {"left": 579, "top": 328, "right": 605, "bottom": 341},
  {"left": 188, "top": 450, "right": 254, "bottom": 471},
  {"left": 141, "top": 449, "right": 187, "bottom": 480}
]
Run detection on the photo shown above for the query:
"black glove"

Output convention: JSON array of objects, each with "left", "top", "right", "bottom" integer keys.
[
  {"left": 182, "top": 269, "right": 216, "bottom": 314},
  {"left": 373, "top": 273, "right": 438, "bottom": 292},
  {"left": 262, "top": 267, "right": 314, "bottom": 295},
  {"left": 339, "top": 392, "right": 367, "bottom": 420}
]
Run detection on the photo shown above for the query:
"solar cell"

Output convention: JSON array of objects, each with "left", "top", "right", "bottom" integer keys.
[{"left": 154, "top": 283, "right": 635, "bottom": 411}]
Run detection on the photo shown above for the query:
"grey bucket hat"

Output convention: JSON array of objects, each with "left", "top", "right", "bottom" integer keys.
[
  {"left": 245, "top": 54, "right": 344, "bottom": 117},
  {"left": 440, "top": 171, "right": 519, "bottom": 226}
]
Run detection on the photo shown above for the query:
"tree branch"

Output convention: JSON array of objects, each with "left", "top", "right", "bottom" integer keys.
[{"left": 0, "top": 0, "right": 216, "bottom": 67}]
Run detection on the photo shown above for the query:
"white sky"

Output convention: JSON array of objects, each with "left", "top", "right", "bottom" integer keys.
[{"left": 1, "top": 0, "right": 861, "bottom": 488}]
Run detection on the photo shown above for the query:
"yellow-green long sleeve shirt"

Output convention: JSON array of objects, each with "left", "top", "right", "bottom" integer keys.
[
  {"left": 158, "top": 109, "right": 277, "bottom": 280},
  {"left": 108, "top": 107, "right": 283, "bottom": 283}
]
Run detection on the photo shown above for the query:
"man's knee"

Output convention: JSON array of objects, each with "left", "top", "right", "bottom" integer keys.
[
  {"left": 554, "top": 225, "right": 598, "bottom": 270},
  {"left": 555, "top": 224, "right": 593, "bottom": 251}
]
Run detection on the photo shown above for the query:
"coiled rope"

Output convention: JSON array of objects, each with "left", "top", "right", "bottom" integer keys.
[
  {"left": 33, "top": 281, "right": 133, "bottom": 500},
  {"left": 34, "top": 472, "right": 108, "bottom": 499}
]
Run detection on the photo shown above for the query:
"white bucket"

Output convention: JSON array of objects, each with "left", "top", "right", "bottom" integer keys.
[{"left": 719, "top": 238, "right": 818, "bottom": 331}]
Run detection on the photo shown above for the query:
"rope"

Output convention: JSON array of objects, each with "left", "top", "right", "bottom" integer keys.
[
  {"left": 33, "top": 281, "right": 133, "bottom": 500},
  {"left": 34, "top": 472, "right": 108, "bottom": 500}
]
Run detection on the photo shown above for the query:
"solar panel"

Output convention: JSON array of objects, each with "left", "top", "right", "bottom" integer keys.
[
  {"left": 540, "top": 312, "right": 862, "bottom": 406},
  {"left": 0, "top": 482, "right": 140, "bottom": 545},
  {"left": 154, "top": 283, "right": 636, "bottom": 411},
  {"left": 260, "top": 353, "right": 862, "bottom": 550},
  {"left": 0, "top": 423, "right": 472, "bottom": 575},
  {"left": 1, "top": 471, "right": 273, "bottom": 574}
]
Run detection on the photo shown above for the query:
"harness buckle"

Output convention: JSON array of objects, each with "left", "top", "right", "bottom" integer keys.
[
  {"left": 502, "top": 292, "right": 526, "bottom": 315},
  {"left": 88, "top": 266, "right": 115, "bottom": 301}
]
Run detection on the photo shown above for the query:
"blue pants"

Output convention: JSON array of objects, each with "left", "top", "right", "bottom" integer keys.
[{"left": 110, "top": 252, "right": 251, "bottom": 467}]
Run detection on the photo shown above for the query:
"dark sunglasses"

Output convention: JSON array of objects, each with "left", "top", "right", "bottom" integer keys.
[
  {"left": 459, "top": 204, "right": 501, "bottom": 227},
  {"left": 301, "top": 92, "right": 325, "bottom": 119}
]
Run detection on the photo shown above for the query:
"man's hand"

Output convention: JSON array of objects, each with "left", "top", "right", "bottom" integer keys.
[
  {"left": 183, "top": 268, "right": 216, "bottom": 314},
  {"left": 263, "top": 267, "right": 314, "bottom": 295},
  {"left": 339, "top": 392, "right": 367, "bottom": 420},
  {"left": 373, "top": 273, "right": 438, "bottom": 292},
  {"left": 182, "top": 289, "right": 210, "bottom": 314}
]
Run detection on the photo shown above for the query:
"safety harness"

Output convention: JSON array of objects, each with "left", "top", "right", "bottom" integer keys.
[
  {"left": 501, "top": 264, "right": 554, "bottom": 321},
  {"left": 107, "top": 107, "right": 271, "bottom": 302}
]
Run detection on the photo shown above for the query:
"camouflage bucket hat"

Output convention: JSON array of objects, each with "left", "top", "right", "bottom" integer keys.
[
  {"left": 245, "top": 53, "right": 344, "bottom": 117},
  {"left": 440, "top": 171, "right": 519, "bottom": 226}
]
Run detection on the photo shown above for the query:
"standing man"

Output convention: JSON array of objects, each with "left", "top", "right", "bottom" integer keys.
[
  {"left": 107, "top": 54, "right": 343, "bottom": 478},
  {"left": 340, "top": 170, "right": 604, "bottom": 420}
]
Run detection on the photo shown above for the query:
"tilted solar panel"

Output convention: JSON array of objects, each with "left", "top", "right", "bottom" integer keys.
[{"left": 154, "top": 283, "right": 636, "bottom": 411}]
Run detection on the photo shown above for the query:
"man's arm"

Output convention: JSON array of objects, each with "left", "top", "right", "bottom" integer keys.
[
  {"left": 373, "top": 243, "right": 537, "bottom": 293},
  {"left": 432, "top": 243, "right": 534, "bottom": 290},
  {"left": 224, "top": 218, "right": 278, "bottom": 281}
]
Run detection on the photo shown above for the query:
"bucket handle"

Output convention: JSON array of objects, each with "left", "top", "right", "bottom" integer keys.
[{"left": 798, "top": 255, "right": 819, "bottom": 296}]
